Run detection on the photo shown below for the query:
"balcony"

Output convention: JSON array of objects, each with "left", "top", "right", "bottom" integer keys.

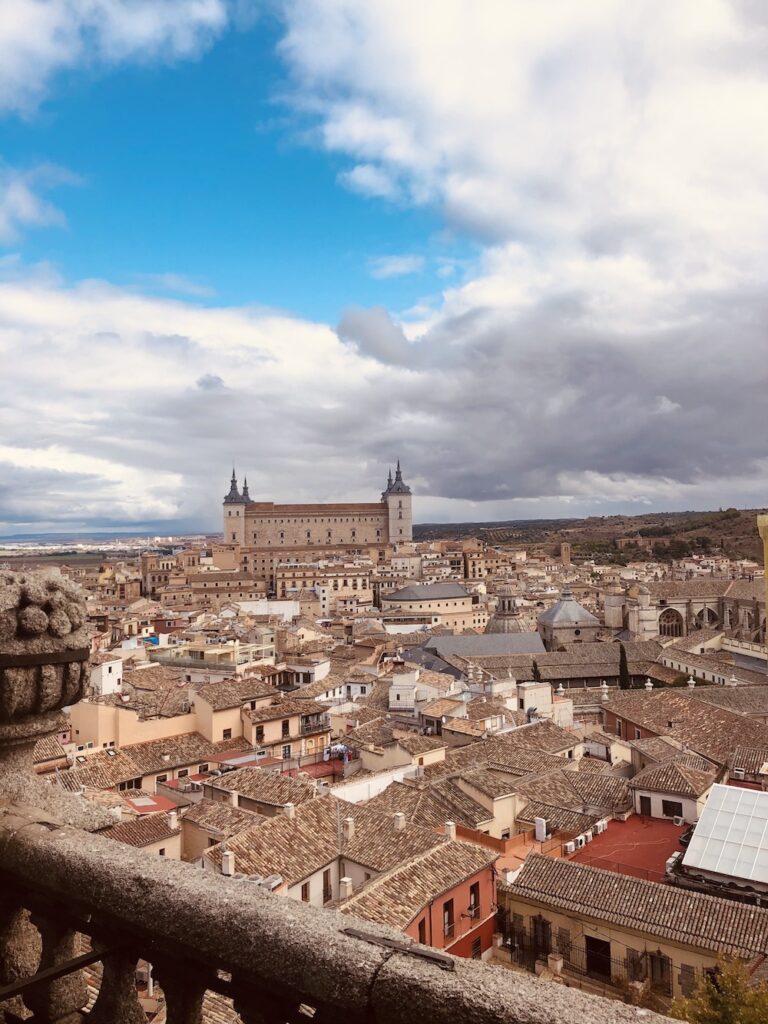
[
  {"left": 301, "top": 717, "right": 331, "bottom": 735},
  {"left": 0, "top": 571, "right": 671, "bottom": 1024}
]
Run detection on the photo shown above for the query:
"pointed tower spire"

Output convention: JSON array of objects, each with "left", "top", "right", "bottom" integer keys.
[
  {"left": 242, "top": 476, "right": 251, "bottom": 502},
  {"left": 224, "top": 467, "right": 242, "bottom": 504},
  {"left": 388, "top": 458, "right": 411, "bottom": 495}
]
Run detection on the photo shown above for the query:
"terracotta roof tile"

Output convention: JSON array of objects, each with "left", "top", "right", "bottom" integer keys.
[
  {"left": 102, "top": 812, "right": 180, "bottom": 848},
  {"left": 628, "top": 760, "right": 717, "bottom": 798},
  {"left": 337, "top": 840, "right": 497, "bottom": 930},
  {"left": 206, "top": 767, "right": 317, "bottom": 806},
  {"left": 505, "top": 853, "right": 768, "bottom": 958}
]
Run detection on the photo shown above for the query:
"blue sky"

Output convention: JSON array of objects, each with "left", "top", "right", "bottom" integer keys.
[
  {"left": 3, "top": 15, "right": 468, "bottom": 323},
  {"left": 0, "top": 1, "right": 766, "bottom": 535}
]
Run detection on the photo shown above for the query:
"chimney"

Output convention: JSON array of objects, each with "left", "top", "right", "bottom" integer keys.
[
  {"left": 283, "top": 802, "right": 296, "bottom": 820},
  {"left": 393, "top": 812, "right": 406, "bottom": 831},
  {"left": 343, "top": 816, "right": 355, "bottom": 841},
  {"left": 340, "top": 876, "right": 353, "bottom": 898},
  {"left": 221, "top": 850, "right": 235, "bottom": 876},
  {"left": 687, "top": 676, "right": 696, "bottom": 689},
  {"left": 168, "top": 810, "right": 178, "bottom": 830},
  {"left": 445, "top": 820, "right": 457, "bottom": 840},
  {"left": 645, "top": 678, "right": 653, "bottom": 691},
  {"left": 229, "top": 789, "right": 239, "bottom": 808}
]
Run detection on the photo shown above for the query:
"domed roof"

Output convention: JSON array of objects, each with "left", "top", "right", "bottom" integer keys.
[
  {"left": 484, "top": 614, "right": 522, "bottom": 635},
  {"left": 537, "top": 587, "right": 600, "bottom": 627}
]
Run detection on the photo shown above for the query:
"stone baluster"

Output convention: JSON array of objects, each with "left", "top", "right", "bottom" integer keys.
[
  {"left": 0, "top": 896, "right": 41, "bottom": 1023},
  {"left": 153, "top": 964, "right": 207, "bottom": 1024},
  {"left": 23, "top": 913, "right": 87, "bottom": 1024},
  {"left": 234, "top": 985, "right": 321, "bottom": 1024},
  {"left": 88, "top": 948, "right": 146, "bottom": 1024}
]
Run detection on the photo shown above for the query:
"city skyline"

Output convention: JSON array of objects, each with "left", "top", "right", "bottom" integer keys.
[{"left": 2, "top": 2, "right": 768, "bottom": 534}]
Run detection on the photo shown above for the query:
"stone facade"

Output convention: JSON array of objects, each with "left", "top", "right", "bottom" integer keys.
[{"left": 223, "top": 464, "right": 412, "bottom": 550}]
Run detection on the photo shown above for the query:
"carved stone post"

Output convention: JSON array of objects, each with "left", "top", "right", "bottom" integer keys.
[
  {"left": 0, "top": 571, "right": 100, "bottom": 822},
  {"left": 0, "top": 570, "right": 107, "bottom": 1021}
]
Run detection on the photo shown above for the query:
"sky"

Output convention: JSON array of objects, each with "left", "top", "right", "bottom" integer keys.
[{"left": 1, "top": 0, "right": 767, "bottom": 535}]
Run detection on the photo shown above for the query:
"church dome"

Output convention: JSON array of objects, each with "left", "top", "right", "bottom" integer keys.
[
  {"left": 537, "top": 587, "right": 599, "bottom": 627},
  {"left": 484, "top": 614, "right": 522, "bottom": 635},
  {"left": 485, "top": 582, "right": 522, "bottom": 634}
]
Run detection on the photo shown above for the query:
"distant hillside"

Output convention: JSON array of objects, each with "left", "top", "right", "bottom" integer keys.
[{"left": 414, "top": 508, "right": 767, "bottom": 563}]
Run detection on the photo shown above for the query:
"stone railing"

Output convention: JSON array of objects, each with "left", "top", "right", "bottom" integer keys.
[{"left": 0, "top": 571, "right": 672, "bottom": 1024}]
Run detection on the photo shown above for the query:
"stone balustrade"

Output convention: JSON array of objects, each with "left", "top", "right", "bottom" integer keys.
[{"left": 0, "top": 571, "right": 671, "bottom": 1024}]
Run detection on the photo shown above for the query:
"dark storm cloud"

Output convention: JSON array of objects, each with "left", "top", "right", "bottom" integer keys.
[
  {"left": 1, "top": 267, "right": 766, "bottom": 534},
  {"left": 335, "top": 284, "right": 768, "bottom": 504}
]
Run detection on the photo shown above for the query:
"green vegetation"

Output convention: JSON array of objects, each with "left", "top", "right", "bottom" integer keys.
[
  {"left": 671, "top": 958, "right": 768, "bottom": 1024},
  {"left": 618, "top": 644, "right": 630, "bottom": 690}
]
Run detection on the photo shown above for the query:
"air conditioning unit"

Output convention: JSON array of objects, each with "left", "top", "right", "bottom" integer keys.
[
  {"left": 593, "top": 820, "right": 606, "bottom": 834},
  {"left": 733, "top": 768, "right": 746, "bottom": 780},
  {"left": 575, "top": 835, "right": 586, "bottom": 849},
  {"left": 673, "top": 815, "right": 685, "bottom": 826},
  {"left": 584, "top": 830, "right": 593, "bottom": 843},
  {"left": 564, "top": 841, "right": 576, "bottom": 855}
]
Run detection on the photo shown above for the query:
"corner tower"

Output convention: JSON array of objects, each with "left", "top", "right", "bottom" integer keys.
[
  {"left": 382, "top": 460, "right": 412, "bottom": 544},
  {"left": 222, "top": 468, "right": 246, "bottom": 545}
]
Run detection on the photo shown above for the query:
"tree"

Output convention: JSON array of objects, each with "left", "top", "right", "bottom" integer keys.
[
  {"left": 531, "top": 659, "right": 542, "bottom": 682},
  {"left": 671, "top": 958, "right": 768, "bottom": 1024},
  {"left": 618, "top": 643, "right": 630, "bottom": 690}
]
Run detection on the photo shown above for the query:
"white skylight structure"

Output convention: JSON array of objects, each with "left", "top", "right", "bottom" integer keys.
[{"left": 683, "top": 784, "right": 768, "bottom": 883}]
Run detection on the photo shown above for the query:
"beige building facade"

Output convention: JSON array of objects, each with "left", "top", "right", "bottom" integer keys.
[{"left": 222, "top": 465, "right": 413, "bottom": 572}]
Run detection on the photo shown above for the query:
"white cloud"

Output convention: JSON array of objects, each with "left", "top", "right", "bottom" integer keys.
[
  {"left": 0, "top": 163, "right": 79, "bottom": 243},
  {"left": 339, "top": 163, "right": 398, "bottom": 199},
  {"left": 368, "top": 254, "right": 424, "bottom": 279},
  {"left": 0, "top": 0, "right": 232, "bottom": 114},
  {"left": 281, "top": 0, "right": 768, "bottom": 322},
  {"left": 1, "top": 259, "right": 766, "bottom": 533},
  {"left": 134, "top": 272, "right": 215, "bottom": 298}
]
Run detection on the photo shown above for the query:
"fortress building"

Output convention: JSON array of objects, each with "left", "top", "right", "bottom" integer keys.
[{"left": 222, "top": 463, "right": 413, "bottom": 581}]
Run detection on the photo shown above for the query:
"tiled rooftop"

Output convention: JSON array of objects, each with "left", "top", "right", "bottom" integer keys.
[
  {"left": 507, "top": 852, "right": 768, "bottom": 957},
  {"left": 628, "top": 760, "right": 716, "bottom": 798},
  {"left": 102, "top": 811, "right": 180, "bottom": 848},
  {"left": 206, "top": 794, "right": 448, "bottom": 886},
  {"left": 336, "top": 840, "right": 497, "bottom": 930},
  {"left": 206, "top": 766, "right": 317, "bottom": 806}
]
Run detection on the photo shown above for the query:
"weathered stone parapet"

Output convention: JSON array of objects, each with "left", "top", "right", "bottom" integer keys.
[{"left": 0, "top": 802, "right": 673, "bottom": 1024}]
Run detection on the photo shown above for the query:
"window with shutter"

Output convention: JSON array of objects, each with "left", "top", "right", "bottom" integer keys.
[
  {"left": 679, "top": 964, "right": 696, "bottom": 996},
  {"left": 626, "top": 948, "right": 644, "bottom": 982}
]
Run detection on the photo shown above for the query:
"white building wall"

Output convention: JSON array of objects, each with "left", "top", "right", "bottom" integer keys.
[
  {"left": 90, "top": 660, "right": 123, "bottom": 696},
  {"left": 633, "top": 789, "right": 701, "bottom": 824}
]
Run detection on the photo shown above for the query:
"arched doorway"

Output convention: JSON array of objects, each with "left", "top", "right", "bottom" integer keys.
[{"left": 659, "top": 607, "right": 684, "bottom": 638}]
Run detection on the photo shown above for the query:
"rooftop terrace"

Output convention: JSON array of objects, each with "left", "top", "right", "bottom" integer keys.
[{"left": 570, "top": 815, "right": 687, "bottom": 882}]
